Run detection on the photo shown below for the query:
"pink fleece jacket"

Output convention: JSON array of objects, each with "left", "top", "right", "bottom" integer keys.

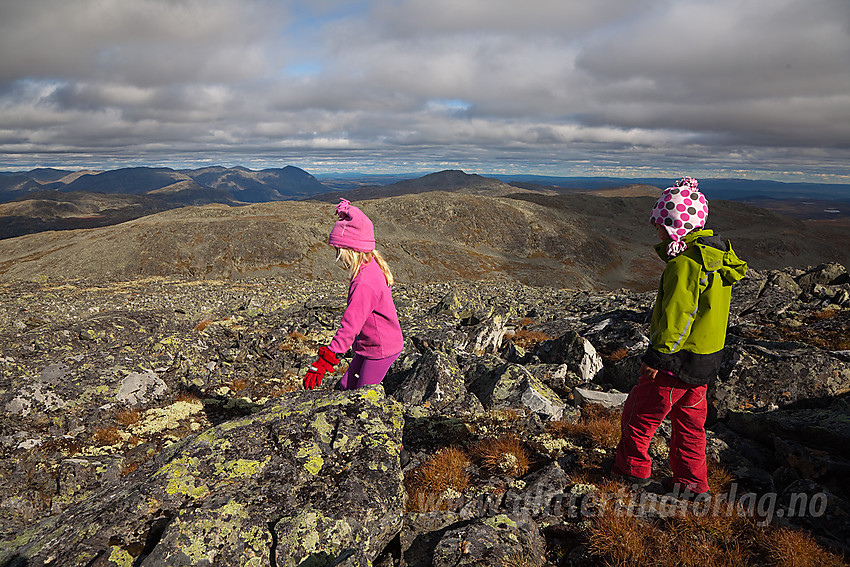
[{"left": 328, "top": 259, "right": 404, "bottom": 359}]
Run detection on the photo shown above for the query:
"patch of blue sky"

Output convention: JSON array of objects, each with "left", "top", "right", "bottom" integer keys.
[
  {"left": 426, "top": 99, "right": 472, "bottom": 112},
  {"left": 285, "top": 1, "right": 371, "bottom": 33},
  {"left": 283, "top": 62, "right": 324, "bottom": 78}
]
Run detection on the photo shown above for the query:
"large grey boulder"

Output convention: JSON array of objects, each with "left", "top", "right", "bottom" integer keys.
[
  {"left": 467, "top": 363, "right": 566, "bottom": 421},
  {"left": 391, "top": 349, "right": 484, "bottom": 416},
  {"left": 0, "top": 387, "right": 406, "bottom": 567},
  {"left": 431, "top": 513, "right": 545, "bottom": 567},
  {"left": 712, "top": 342, "right": 850, "bottom": 419}
]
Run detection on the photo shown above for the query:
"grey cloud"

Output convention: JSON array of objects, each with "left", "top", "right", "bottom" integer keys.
[
  {"left": 0, "top": 0, "right": 285, "bottom": 86},
  {"left": 0, "top": 0, "right": 849, "bottom": 181}
]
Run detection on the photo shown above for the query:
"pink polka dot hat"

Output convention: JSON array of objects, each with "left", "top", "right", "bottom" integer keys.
[{"left": 650, "top": 177, "right": 709, "bottom": 258}]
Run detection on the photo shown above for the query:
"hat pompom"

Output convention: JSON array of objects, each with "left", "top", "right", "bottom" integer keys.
[
  {"left": 336, "top": 198, "right": 352, "bottom": 220},
  {"left": 675, "top": 177, "right": 699, "bottom": 190},
  {"left": 328, "top": 198, "right": 375, "bottom": 252}
]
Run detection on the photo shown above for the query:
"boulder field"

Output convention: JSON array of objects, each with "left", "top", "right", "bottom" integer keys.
[{"left": 1, "top": 262, "right": 848, "bottom": 565}]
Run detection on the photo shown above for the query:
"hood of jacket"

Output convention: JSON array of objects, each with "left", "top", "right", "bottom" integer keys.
[{"left": 655, "top": 229, "right": 747, "bottom": 285}]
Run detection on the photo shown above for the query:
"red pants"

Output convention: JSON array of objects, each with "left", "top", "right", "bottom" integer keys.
[{"left": 615, "top": 372, "right": 709, "bottom": 493}]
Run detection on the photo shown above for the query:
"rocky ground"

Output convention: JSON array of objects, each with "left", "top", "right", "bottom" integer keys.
[{"left": 1, "top": 262, "right": 849, "bottom": 565}]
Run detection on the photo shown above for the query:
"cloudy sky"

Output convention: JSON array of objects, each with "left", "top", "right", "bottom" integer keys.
[{"left": 1, "top": 0, "right": 849, "bottom": 182}]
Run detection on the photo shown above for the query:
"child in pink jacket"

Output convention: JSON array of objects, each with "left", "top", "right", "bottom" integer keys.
[{"left": 303, "top": 199, "right": 404, "bottom": 390}]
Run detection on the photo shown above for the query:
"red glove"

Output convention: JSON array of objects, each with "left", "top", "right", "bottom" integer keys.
[{"left": 304, "top": 346, "right": 339, "bottom": 390}]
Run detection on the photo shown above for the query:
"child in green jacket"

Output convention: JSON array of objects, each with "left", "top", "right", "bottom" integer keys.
[{"left": 609, "top": 177, "right": 747, "bottom": 495}]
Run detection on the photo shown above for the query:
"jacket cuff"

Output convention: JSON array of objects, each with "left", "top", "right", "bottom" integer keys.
[{"left": 642, "top": 348, "right": 682, "bottom": 375}]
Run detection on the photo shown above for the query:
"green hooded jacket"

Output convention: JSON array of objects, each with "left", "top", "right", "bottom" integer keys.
[{"left": 642, "top": 229, "right": 748, "bottom": 385}]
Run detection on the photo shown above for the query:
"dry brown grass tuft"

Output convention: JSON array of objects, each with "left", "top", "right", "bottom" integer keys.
[
  {"left": 278, "top": 330, "right": 311, "bottom": 353},
  {"left": 763, "top": 527, "right": 847, "bottom": 567},
  {"left": 707, "top": 461, "right": 735, "bottom": 494},
  {"left": 510, "top": 328, "right": 553, "bottom": 349},
  {"left": 587, "top": 505, "right": 847, "bottom": 567},
  {"left": 812, "top": 308, "right": 838, "bottom": 320},
  {"left": 549, "top": 404, "right": 622, "bottom": 449},
  {"left": 589, "top": 509, "right": 760, "bottom": 567},
  {"left": 604, "top": 347, "right": 630, "bottom": 363},
  {"left": 92, "top": 426, "right": 122, "bottom": 446},
  {"left": 472, "top": 435, "right": 530, "bottom": 478},
  {"left": 115, "top": 408, "right": 141, "bottom": 426},
  {"left": 588, "top": 509, "right": 661, "bottom": 565},
  {"left": 121, "top": 461, "right": 140, "bottom": 476},
  {"left": 269, "top": 384, "right": 300, "bottom": 396},
  {"left": 175, "top": 391, "right": 202, "bottom": 405},
  {"left": 404, "top": 447, "right": 471, "bottom": 512}
]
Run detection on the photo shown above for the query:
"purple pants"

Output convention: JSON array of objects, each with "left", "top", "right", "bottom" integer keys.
[{"left": 339, "top": 352, "right": 400, "bottom": 390}]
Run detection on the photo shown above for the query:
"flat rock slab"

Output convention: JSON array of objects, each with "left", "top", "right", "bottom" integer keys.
[{"left": 1, "top": 386, "right": 406, "bottom": 567}]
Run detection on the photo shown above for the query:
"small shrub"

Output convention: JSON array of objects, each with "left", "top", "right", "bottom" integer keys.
[{"left": 473, "top": 435, "right": 530, "bottom": 477}]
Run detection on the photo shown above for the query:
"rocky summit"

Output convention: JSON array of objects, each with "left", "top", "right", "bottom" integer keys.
[{"left": 1, "top": 262, "right": 849, "bottom": 565}]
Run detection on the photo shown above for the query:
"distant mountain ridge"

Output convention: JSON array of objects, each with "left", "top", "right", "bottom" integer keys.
[
  {"left": 309, "top": 169, "right": 557, "bottom": 201},
  {"left": 0, "top": 165, "right": 330, "bottom": 239},
  {"left": 0, "top": 165, "right": 327, "bottom": 204},
  {"left": 2, "top": 166, "right": 849, "bottom": 240}
]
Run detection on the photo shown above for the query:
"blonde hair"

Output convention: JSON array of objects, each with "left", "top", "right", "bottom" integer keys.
[{"left": 335, "top": 247, "right": 394, "bottom": 286}]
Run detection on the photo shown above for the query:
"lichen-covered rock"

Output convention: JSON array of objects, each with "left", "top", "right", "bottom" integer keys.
[
  {"left": 535, "top": 331, "right": 604, "bottom": 386},
  {"left": 0, "top": 386, "right": 405, "bottom": 567},
  {"left": 738, "top": 270, "right": 801, "bottom": 317},
  {"left": 431, "top": 513, "right": 545, "bottom": 567},
  {"left": 467, "top": 363, "right": 566, "bottom": 420},
  {"left": 573, "top": 387, "right": 628, "bottom": 409},
  {"left": 712, "top": 342, "right": 850, "bottom": 419},
  {"left": 797, "top": 262, "right": 848, "bottom": 291},
  {"left": 116, "top": 370, "right": 168, "bottom": 406},
  {"left": 502, "top": 461, "right": 572, "bottom": 527},
  {"left": 391, "top": 349, "right": 483, "bottom": 416}
]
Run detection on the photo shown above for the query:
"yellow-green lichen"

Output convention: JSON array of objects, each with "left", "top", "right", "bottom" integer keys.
[
  {"left": 130, "top": 400, "right": 204, "bottom": 436},
  {"left": 313, "top": 413, "right": 334, "bottom": 445},
  {"left": 295, "top": 444, "right": 324, "bottom": 475},
  {"left": 173, "top": 506, "right": 271, "bottom": 565},
  {"left": 107, "top": 545, "right": 134, "bottom": 567},
  {"left": 214, "top": 457, "right": 271, "bottom": 480},
  {"left": 484, "top": 514, "right": 518, "bottom": 530},
  {"left": 156, "top": 456, "right": 210, "bottom": 499},
  {"left": 276, "top": 510, "right": 355, "bottom": 559}
]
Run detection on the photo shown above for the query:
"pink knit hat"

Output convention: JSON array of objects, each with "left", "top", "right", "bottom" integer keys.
[
  {"left": 328, "top": 199, "right": 375, "bottom": 252},
  {"left": 650, "top": 177, "right": 708, "bottom": 257}
]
